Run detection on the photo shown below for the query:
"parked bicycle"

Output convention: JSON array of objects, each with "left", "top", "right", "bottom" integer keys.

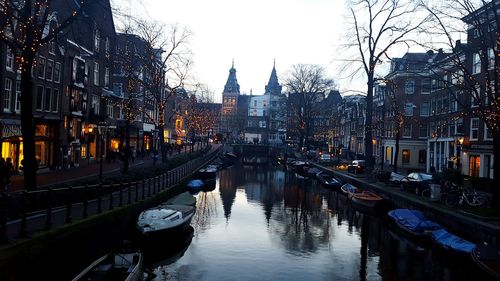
[{"left": 444, "top": 188, "right": 489, "bottom": 208}]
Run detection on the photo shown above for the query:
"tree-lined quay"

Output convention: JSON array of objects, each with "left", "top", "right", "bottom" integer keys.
[{"left": 0, "top": 146, "right": 220, "bottom": 243}]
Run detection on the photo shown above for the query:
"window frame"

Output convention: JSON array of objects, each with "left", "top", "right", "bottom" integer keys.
[
  {"left": 3, "top": 78, "right": 12, "bottom": 112},
  {"left": 470, "top": 118, "right": 479, "bottom": 141}
]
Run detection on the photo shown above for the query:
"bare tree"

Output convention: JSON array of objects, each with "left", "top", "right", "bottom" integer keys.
[
  {"left": 186, "top": 85, "right": 220, "bottom": 150},
  {"left": 0, "top": 0, "right": 87, "bottom": 189},
  {"left": 423, "top": 0, "right": 499, "bottom": 208},
  {"left": 284, "top": 64, "right": 336, "bottom": 150},
  {"left": 340, "top": 0, "right": 431, "bottom": 171}
]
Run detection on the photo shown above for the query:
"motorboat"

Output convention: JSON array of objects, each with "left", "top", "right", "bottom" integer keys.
[
  {"left": 137, "top": 205, "right": 195, "bottom": 236},
  {"left": 72, "top": 251, "right": 143, "bottom": 281},
  {"left": 387, "top": 209, "right": 443, "bottom": 239},
  {"left": 472, "top": 243, "right": 500, "bottom": 280},
  {"left": 316, "top": 172, "right": 342, "bottom": 189},
  {"left": 187, "top": 179, "right": 204, "bottom": 192},
  {"left": 430, "top": 228, "right": 476, "bottom": 255}
]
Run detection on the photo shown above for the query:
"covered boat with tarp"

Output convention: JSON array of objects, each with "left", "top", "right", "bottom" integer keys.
[
  {"left": 431, "top": 228, "right": 476, "bottom": 255},
  {"left": 387, "top": 209, "right": 443, "bottom": 238}
]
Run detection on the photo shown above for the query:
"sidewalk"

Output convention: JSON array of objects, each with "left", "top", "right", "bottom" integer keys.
[{"left": 7, "top": 146, "right": 208, "bottom": 193}]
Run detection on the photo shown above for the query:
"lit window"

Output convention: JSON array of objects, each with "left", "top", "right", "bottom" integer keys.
[
  {"left": 472, "top": 52, "right": 481, "bottom": 74},
  {"left": 93, "top": 62, "right": 99, "bottom": 86}
]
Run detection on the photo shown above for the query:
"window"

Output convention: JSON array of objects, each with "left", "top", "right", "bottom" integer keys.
[
  {"left": 472, "top": 52, "right": 481, "bottom": 74},
  {"left": 470, "top": 118, "right": 479, "bottom": 140},
  {"left": 45, "top": 60, "right": 53, "bottom": 81},
  {"left": 418, "top": 150, "right": 426, "bottom": 164},
  {"left": 52, "top": 89, "right": 59, "bottom": 112},
  {"left": 91, "top": 95, "right": 100, "bottom": 115},
  {"left": 420, "top": 102, "right": 429, "bottom": 116},
  {"left": 403, "top": 124, "right": 412, "bottom": 138},
  {"left": 37, "top": 57, "right": 46, "bottom": 79},
  {"left": 487, "top": 48, "right": 494, "bottom": 70},
  {"left": 44, "top": 88, "right": 51, "bottom": 112},
  {"left": 402, "top": 149, "right": 410, "bottom": 164},
  {"left": 93, "top": 62, "right": 99, "bottom": 86},
  {"left": 105, "top": 37, "right": 110, "bottom": 58},
  {"left": 419, "top": 124, "right": 428, "bottom": 138},
  {"left": 404, "top": 103, "right": 414, "bottom": 116},
  {"left": 4, "top": 78, "right": 12, "bottom": 111},
  {"left": 405, "top": 79, "right": 414, "bottom": 94},
  {"left": 421, "top": 79, "right": 431, "bottom": 94},
  {"left": 15, "top": 80, "right": 20, "bottom": 112},
  {"left": 484, "top": 124, "right": 493, "bottom": 140},
  {"left": 107, "top": 104, "right": 114, "bottom": 117},
  {"left": 104, "top": 67, "right": 109, "bottom": 88},
  {"left": 472, "top": 84, "right": 480, "bottom": 107},
  {"left": 36, "top": 86, "right": 43, "bottom": 111},
  {"left": 469, "top": 155, "right": 480, "bottom": 177},
  {"left": 113, "top": 83, "right": 123, "bottom": 97},
  {"left": 48, "top": 40, "right": 56, "bottom": 54},
  {"left": 94, "top": 29, "right": 100, "bottom": 52},
  {"left": 54, "top": 62, "right": 61, "bottom": 83},
  {"left": 6, "top": 48, "right": 14, "bottom": 71}
]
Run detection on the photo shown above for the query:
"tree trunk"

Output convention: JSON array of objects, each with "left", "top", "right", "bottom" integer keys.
[
  {"left": 492, "top": 132, "right": 500, "bottom": 210},
  {"left": 364, "top": 74, "right": 374, "bottom": 171},
  {"left": 20, "top": 53, "right": 37, "bottom": 190},
  {"left": 393, "top": 130, "right": 400, "bottom": 173},
  {"left": 123, "top": 119, "right": 130, "bottom": 173},
  {"left": 158, "top": 123, "right": 167, "bottom": 163}
]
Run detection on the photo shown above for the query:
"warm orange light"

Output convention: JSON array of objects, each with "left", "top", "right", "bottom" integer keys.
[{"left": 458, "top": 136, "right": 464, "bottom": 145}]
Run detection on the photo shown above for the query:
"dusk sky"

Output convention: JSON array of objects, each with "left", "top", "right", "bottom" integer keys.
[{"left": 113, "top": 0, "right": 410, "bottom": 100}]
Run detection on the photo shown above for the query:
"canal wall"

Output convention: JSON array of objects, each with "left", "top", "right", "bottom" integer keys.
[
  {"left": 311, "top": 163, "right": 500, "bottom": 246},
  {"left": 0, "top": 182, "right": 187, "bottom": 281}
]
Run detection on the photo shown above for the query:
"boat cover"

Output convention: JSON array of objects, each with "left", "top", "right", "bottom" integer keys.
[
  {"left": 388, "top": 209, "right": 443, "bottom": 233},
  {"left": 431, "top": 228, "right": 476, "bottom": 253},
  {"left": 187, "top": 179, "right": 204, "bottom": 189},
  {"left": 164, "top": 191, "right": 196, "bottom": 206},
  {"left": 341, "top": 183, "right": 359, "bottom": 193}
]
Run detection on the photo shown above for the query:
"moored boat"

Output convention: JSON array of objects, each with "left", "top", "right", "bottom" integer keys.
[
  {"left": 163, "top": 191, "right": 196, "bottom": 206},
  {"left": 387, "top": 209, "right": 443, "bottom": 240},
  {"left": 472, "top": 243, "right": 500, "bottom": 280},
  {"left": 350, "top": 190, "right": 384, "bottom": 211},
  {"left": 430, "top": 228, "right": 476, "bottom": 255},
  {"left": 340, "top": 183, "right": 360, "bottom": 196},
  {"left": 197, "top": 166, "right": 217, "bottom": 180},
  {"left": 137, "top": 205, "right": 195, "bottom": 236},
  {"left": 72, "top": 251, "right": 143, "bottom": 281},
  {"left": 316, "top": 172, "right": 342, "bottom": 189}
]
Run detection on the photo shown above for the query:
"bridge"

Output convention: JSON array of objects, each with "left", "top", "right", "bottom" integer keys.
[{"left": 231, "top": 144, "right": 285, "bottom": 165}]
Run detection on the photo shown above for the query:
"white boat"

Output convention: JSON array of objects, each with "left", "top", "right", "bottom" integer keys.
[
  {"left": 72, "top": 251, "right": 143, "bottom": 281},
  {"left": 137, "top": 205, "right": 195, "bottom": 236}
]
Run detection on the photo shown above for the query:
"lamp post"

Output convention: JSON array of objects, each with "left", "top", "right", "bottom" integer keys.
[{"left": 97, "top": 122, "right": 109, "bottom": 181}]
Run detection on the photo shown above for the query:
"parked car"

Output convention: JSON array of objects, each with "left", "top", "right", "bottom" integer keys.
[
  {"left": 318, "top": 154, "right": 332, "bottom": 163},
  {"left": 347, "top": 160, "right": 366, "bottom": 174},
  {"left": 389, "top": 172, "right": 405, "bottom": 185},
  {"left": 400, "top": 172, "right": 434, "bottom": 195}
]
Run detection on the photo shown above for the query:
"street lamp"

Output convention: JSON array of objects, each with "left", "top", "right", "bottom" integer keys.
[{"left": 97, "top": 122, "right": 109, "bottom": 181}]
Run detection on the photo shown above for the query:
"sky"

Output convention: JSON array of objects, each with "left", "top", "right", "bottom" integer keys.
[{"left": 113, "top": 0, "right": 366, "bottom": 101}]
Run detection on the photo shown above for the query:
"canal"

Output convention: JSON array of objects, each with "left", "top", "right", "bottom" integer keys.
[{"left": 142, "top": 163, "right": 493, "bottom": 281}]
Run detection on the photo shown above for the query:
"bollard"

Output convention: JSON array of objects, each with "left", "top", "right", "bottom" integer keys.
[
  {"left": 97, "top": 184, "right": 102, "bottom": 214},
  {"left": 82, "top": 185, "right": 89, "bottom": 218},
  {"left": 119, "top": 183, "right": 124, "bottom": 207},
  {"left": 18, "top": 191, "right": 28, "bottom": 237},
  {"left": 127, "top": 181, "right": 132, "bottom": 204},
  {"left": 109, "top": 184, "right": 114, "bottom": 210},
  {"left": 65, "top": 187, "right": 72, "bottom": 223},
  {"left": 0, "top": 192, "right": 7, "bottom": 242},
  {"left": 44, "top": 188, "right": 53, "bottom": 230}
]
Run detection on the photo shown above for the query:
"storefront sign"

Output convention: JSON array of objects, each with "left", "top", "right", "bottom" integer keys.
[{"left": 1, "top": 124, "right": 22, "bottom": 138}]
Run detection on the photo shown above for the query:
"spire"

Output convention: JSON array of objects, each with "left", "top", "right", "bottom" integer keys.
[
  {"left": 265, "top": 60, "right": 282, "bottom": 95},
  {"left": 223, "top": 61, "right": 240, "bottom": 94}
]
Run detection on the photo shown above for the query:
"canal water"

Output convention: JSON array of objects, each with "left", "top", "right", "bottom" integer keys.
[{"left": 143, "top": 163, "right": 493, "bottom": 281}]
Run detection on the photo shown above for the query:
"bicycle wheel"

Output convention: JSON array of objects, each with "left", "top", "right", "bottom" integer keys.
[
  {"left": 470, "top": 195, "right": 488, "bottom": 207},
  {"left": 445, "top": 193, "right": 459, "bottom": 207},
  {"left": 421, "top": 188, "right": 431, "bottom": 198}
]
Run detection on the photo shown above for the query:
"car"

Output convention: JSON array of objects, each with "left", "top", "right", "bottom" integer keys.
[
  {"left": 347, "top": 160, "right": 366, "bottom": 174},
  {"left": 318, "top": 154, "right": 331, "bottom": 163},
  {"left": 400, "top": 172, "right": 434, "bottom": 195}
]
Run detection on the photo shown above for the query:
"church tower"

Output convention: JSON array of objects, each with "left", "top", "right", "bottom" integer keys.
[
  {"left": 265, "top": 60, "right": 282, "bottom": 95},
  {"left": 221, "top": 61, "right": 241, "bottom": 140},
  {"left": 265, "top": 60, "right": 287, "bottom": 144}
]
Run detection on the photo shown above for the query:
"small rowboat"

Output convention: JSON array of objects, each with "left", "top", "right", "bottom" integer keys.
[
  {"left": 72, "top": 251, "right": 143, "bottom": 281},
  {"left": 430, "top": 228, "right": 476, "bottom": 255},
  {"left": 316, "top": 172, "right": 342, "bottom": 189},
  {"left": 349, "top": 191, "right": 384, "bottom": 211},
  {"left": 472, "top": 243, "right": 500, "bottom": 279},
  {"left": 387, "top": 209, "right": 443, "bottom": 240},
  {"left": 340, "top": 183, "right": 360, "bottom": 196}
]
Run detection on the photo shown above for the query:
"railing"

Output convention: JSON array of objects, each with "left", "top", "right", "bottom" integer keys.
[{"left": 0, "top": 146, "right": 221, "bottom": 242}]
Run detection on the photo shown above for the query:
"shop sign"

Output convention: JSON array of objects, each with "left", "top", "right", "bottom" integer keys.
[{"left": 1, "top": 124, "right": 22, "bottom": 138}]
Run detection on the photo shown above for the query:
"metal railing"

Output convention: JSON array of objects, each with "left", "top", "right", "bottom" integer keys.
[{"left": 0, "top": 146, "right": 221, "bottom": 242}]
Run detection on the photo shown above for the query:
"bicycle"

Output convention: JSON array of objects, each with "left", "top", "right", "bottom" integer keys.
[{"left": 444, "top": 188, "right": 489, "bottom": 208}]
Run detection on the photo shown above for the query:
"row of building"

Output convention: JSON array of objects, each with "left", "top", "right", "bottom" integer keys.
[{"left": 0, "top": 0, "right": 192, "bottom": 172}]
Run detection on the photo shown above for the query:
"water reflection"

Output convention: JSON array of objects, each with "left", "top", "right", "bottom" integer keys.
[{"left": 147, "top": 163, "right": 494, "bottom": 281}]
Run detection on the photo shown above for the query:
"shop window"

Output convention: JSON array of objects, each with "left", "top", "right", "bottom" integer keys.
[
  {"left": 402, "top": 149, "right": 410, "bottom": 164},
  {"left": 469, "top": 155, "right": 480, "bottom": 177}
]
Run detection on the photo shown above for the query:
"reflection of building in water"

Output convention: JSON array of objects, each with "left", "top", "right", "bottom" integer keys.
[
  {"left": 244, "top": 169, "right": 285, "bottom": 223},
  {"left": 218, "top": 168, "right": 238, "bottom": 220}
]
